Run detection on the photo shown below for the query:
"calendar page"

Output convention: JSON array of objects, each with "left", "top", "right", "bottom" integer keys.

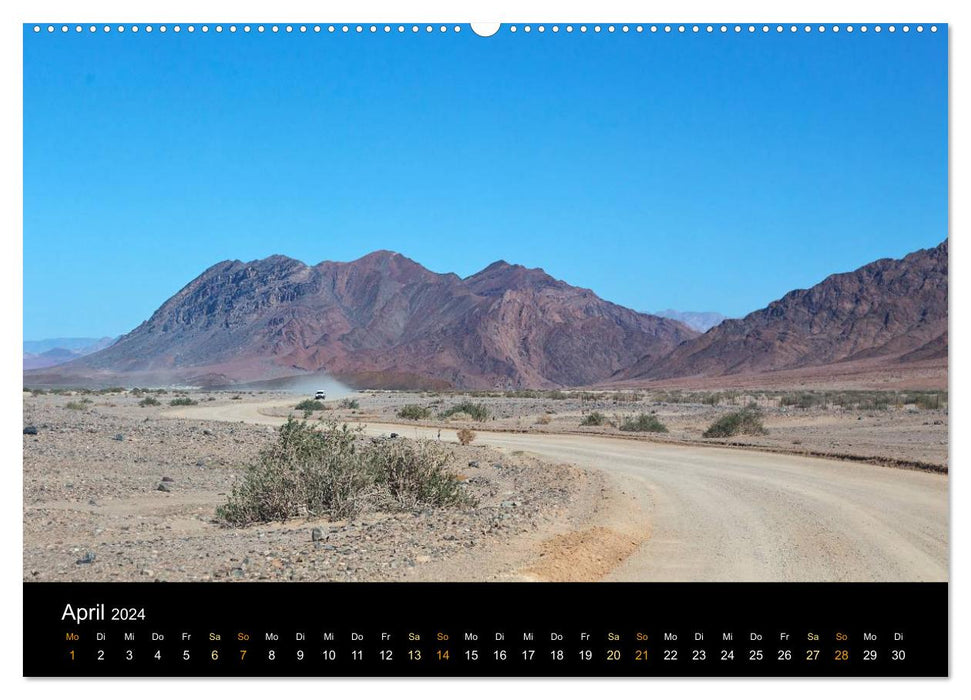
[{"left": 22, "top": 19, "right": 948, "bottom": 678}]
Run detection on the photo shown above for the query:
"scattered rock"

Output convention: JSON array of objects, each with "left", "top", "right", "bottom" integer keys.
[
  {"left": 157, "top": 483, "right": 171, "bottom": 492},
  {"left": 112, "top": 433, "right": 125, "bottom": 441},
  {"left": 468, "top": 460, "right": 479, "bottom": 468},
  {"left": 76, "top": 552, "right": 96, "bottom": 565},
  {"left": 311, "top": 527, "right": 324, "bottom": 542},
  {"left": 161, "top": 476, "right": 175, "bottom": 482},
  {"left": 23, "top": 426, "right": 38, "bottom": 435}
]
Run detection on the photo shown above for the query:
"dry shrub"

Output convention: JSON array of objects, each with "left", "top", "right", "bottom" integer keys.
[
  {"left": 217, "top": 418, "right": 471, "bottom": 526},
  {"left": 580, "top": 411, "right": 605, "bottom": 426},
  {"left": 439, "top": 401, "right": 489, "bottom": 421},
  {"left": 397, "top": 404, "right": 432, "bottom": 420},
  {"left": 456, "top": 428, "right": 476, "bottom": 445},
  {"left": 703, "top": 407, "right": 768, "bottom": 438},
  {"left": 618, "top": 413, "right": 668, "bottom": 433}
]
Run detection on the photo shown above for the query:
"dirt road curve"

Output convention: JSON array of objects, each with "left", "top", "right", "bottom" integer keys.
[{"left": 167, "top": 399, "right": 948, "bottom": 582}]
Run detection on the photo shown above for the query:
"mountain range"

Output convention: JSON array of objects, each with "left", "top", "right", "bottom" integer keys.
[
  {"left": 621, "top": 240, "right": 947, "bottom": 385},
  {"left": 36, "top": 251, "right": 695, "bottom": 389},
  {"left": 25, "top": 241, "right": 947, "bottom": 389}
]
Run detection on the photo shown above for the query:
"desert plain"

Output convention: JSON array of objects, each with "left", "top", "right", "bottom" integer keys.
[{"left": 23, "top": 387, "right": 948, "bottom": 583}]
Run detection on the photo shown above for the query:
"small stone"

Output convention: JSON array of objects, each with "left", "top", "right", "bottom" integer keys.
[
  {"left": 76, "top": 552, "right": 96, "bottom": 565},
  {"left": 467, "top": 460, "right": 479, "bottom": 468},
  {"left": 311, "top": 527, "right": 324, "bottom": 542},
  {"left": 113, "top": 433, "right": 125, "bottom": 441},
  {"left": 157, "top": 483, "right": 171, "bottom": 493},
  {"left": 23, "top": 426, "right": 38, "bottom": 435},
  {"left": 161, "top": 476, "right": 175, "bottom": 482}
]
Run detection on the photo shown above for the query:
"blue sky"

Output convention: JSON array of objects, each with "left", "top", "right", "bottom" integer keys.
[{"left": 24, "top": 25, "right": 947, "bottom": 339}]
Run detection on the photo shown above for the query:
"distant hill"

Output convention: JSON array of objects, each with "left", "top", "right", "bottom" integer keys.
[
  {"left": 24, "top": 337, "right": 116, "bottom": 354},
  {"left": 653, "top": 310, "right": 728, "bottom": 333},
  {"left": 30, "top": 251, "right": 696, "bottom": 389},
  {"left": 23, "top": 337, "right": 117, "bottom": 370},
  {"left": 621, "top": 241, "right": 948, "bottom": 382}
]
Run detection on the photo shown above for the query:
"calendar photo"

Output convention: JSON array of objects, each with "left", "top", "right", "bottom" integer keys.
[{"left": 21, "top": 19, "right": 949, "bottom": 678}]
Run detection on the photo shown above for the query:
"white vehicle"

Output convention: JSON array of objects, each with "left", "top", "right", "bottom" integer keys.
[{"left": 314, "top": 391, "right": 326, "bottom": 400}]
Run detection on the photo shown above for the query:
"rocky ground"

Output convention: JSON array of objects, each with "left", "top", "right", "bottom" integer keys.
[{"left": 22, "top": 391, "right": 595, "bottom": 582}]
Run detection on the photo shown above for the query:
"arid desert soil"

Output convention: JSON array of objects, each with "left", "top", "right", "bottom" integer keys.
[
  {"left": 22, "top": 392, "right": 603, "bottom": 583},
  {"left": 23, "top": 387, "right": 949, "bottom": 583}
]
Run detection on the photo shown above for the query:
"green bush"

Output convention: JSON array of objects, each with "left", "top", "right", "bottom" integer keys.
[
  {"left": 703, "top": 407, "right": 768, "bottom": 438},
  {"left": 217, "top": 419, "right": 471, "bottom": 525},
  {"left": 339, "top": 398, "right": 360, "bottom": 409},
  {"left": 169, "top": 397, "right": 198, "bottom": 406},
  {"left": 295, "top": 399, "right": 325, "bottom": 417},
  {"left": 397, "top": 404, "right": 432, "bottom": 420},
  {"left": 64, "top": 401, "right": 87, "bottom": 411},
  {"left": 618, "top": 413, "right": 668, "bottom": 433},
  {"left": 439, "top": 401, "right": 489, "bottom": 421},
  {"left": 139, "top": 396, "right": 161, "bottom": 407},
  {"left": 580, "top": 411, "right": 606, "bottom": 427}
]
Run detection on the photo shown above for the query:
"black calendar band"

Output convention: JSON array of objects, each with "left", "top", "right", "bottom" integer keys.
[{"left": 24, "top": 581, "right": 947, "bottom": 677}]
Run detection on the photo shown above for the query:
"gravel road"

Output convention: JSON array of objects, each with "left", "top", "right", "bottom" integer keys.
[{"left": 167, "top": 398, "right": 949, "bottom": 582}]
